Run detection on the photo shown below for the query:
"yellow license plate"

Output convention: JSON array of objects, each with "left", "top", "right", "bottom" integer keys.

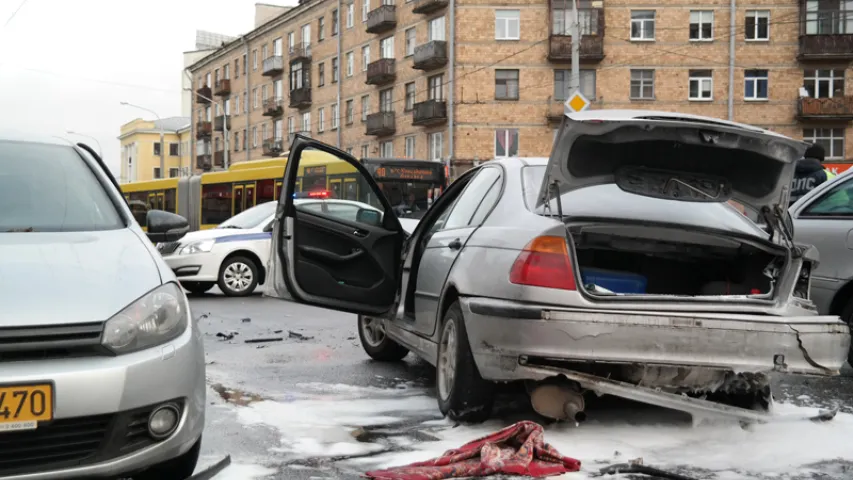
[{"left": 0, "top": 384, "right": 53, "bottom": 432}]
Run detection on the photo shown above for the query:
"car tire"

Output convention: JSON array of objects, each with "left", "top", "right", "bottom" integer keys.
[
  {"left": 841, "top": 298, "right": 853, "bottom": 366},
  {"left": 435, "top": 301, "right": 495, "bottom": 424},
  {"left": 217, "top": 256, "right": 259, "bottom": 297},
  {"left": 181, "top": 281, "right": 215, "bottom": 296},
  {"left": 134, "top": 436, "right": 201, "bottom": 480},
  {"left": 357, "top": 315, "right": 409, "bottom": 361}
]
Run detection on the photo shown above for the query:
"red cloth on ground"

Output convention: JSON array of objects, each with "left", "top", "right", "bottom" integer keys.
[{"left": 364, "top": 420, "right": 581, "bottom": 480}]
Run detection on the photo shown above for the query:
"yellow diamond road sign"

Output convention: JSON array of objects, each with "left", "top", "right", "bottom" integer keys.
[{"left": 564, "top": 89, "right": 590, "bottom": 114}]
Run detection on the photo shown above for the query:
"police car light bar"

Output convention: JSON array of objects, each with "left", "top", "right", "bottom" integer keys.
[{"left": 293, "top": 190, "right": 331, "bottom": 199}]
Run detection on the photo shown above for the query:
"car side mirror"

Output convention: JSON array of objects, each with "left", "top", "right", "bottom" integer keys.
[
  {"left": 356, "top": 208, "right": 382, "bottom": 227},
  {"left": 146, "top": 210, "right": 189, "bottom": 243}
]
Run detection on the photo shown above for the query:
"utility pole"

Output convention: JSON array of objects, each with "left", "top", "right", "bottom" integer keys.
[
  {"left": 189, "top": 89, "right": 230, "bottom": 169},
  {"left": 569, "top": 0, "right": 581, "bottom": 93}
]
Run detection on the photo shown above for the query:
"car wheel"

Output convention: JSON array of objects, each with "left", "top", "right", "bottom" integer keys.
[
  {"left": 134, "top": 436, "right": 201, "bottom": 480},
  {"left": 841, "top": 298, "right": 853, "bottom": 366},
  {"left": 218, "top": 256, "right": 259, "bottom": 297},
  {"left": 436, "top": 301, "right": 495, "bottom": 423},
  {"left": 181, "top": 281, "right": 215, "bottom": 296},
  {"left": 358, "top": 315, "right": 409, "bottom": 361}
]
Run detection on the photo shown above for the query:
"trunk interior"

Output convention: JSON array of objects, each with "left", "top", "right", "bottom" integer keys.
[{"left": 569, "top": 224, "right": 785, "bottom": 297}]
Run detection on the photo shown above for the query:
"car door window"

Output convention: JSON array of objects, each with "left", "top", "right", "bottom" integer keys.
[
  {"left": 443, "top": 167, "right": 501, "bottom": 230},
  {"left": 468, "top": 173, "right": 503, "bottom": 226},
  {"left": 325, "top": 203, "right": 362, "bottom": 222},
  {"left": 802, "top": 179, "right": 853, "bottom": 217},
  {"left": 298, "top": 202, "right": 325, "bottom": 215}
]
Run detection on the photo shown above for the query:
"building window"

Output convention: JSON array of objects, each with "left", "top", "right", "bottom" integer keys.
[
  {"left": 495, "top": 69, "right": 519, "bottom": 100},
  {"left": 332, "top": 57, "right": 339, "bottom": 82},
  {"left": 804, "top": 69, "right": 845, "bottom": 98},
  {"left": 553, "top": 7, "right": 598, "bottom": 36},
  {"left": 405, "top": 28, "right": 416, "bottom": 56},
  {"left": 744, "top": 70, "right": 768, "bottom": 100},
  {"left": 153, "top": 167, "right": 162, "bottom": 179},
  {"left": 362, "top": 45, "right": 370, "bottom": 71},
  {"left": 554, "top": 70, "right": 596, "bottom": 101},
  {"left": 380, "top": 141, "right": 393, "bottom": 158},
  {"left": 361, "top": 144, "right": 370, "bottom": 158},
  {"left": 235, "top": 95, "right": 241, "bottom": 115},
  {"left": 689, "top": 69, "right": 713, "bottom": 100},
  {"left": 380, "top": 88, "right": 393, "bottom": 112},
  {"left": 347, "top": 3, "right": 354, "bottom": 28},
  {"left": 319, "top": 63, "right": 325, "bottom": 86},
  {"left": 346, "top": 51, "right": 354, "bottom": 77},
  {"left": 253, "top": 88, "right": 259, "bottom": 108},
  {"left": 234, "top": 59, "right": 239, "bottom": 78},
  {"left": 361, "top": 94, "right": 370, "bottom": 121},
  {"left": 495, "top": 10, "right": 520, "bottom": 40},
  {"left": 689, "top": 11, "right": 714, "bottom": 41},
  {"left": 804, "top": 128, "right": 846, "bottom": 160},
  {"left": 428, "top": 132, "right": 443, "bottom": 161},
  {"left": 153, "top": 142, "right": 162, "bottom": 156},
  {"left": 319, "top": 17, "right": 325, "bottom": 41},
  {"left": 302, "top": 112, "right": 311, "bottom": 133},
  {"left": 285, "top": 33, "right": 293, "bottom": 54},
  {"left": 252, "top": 50, "right": 258, "bottom": 70},
  {"left": 805, "top": 0, "right": 851, "bottom": 35},
  {"left": 332, "top": 103, "right": 339, "bottom": 129},
  {"left": 243, "top": 53, "right": 248, "bottom": 74},
  {"left": 234, "top": 132, "right": 239, "bottom": 151},
  {"left": 630, "top": 69, "right": 655, "bottom": 99},
  {"left": 262, "top": 44, "right": 268, "bottom": 62},
  {"left": 428, "top": 16, "right": 446, "bottom": 41},
  {"left": 405, "top": 82, "right": 416, "bottom": 111},
  {"left": 363, "top": 0, "right": 369, "bottom": 22},
  {"left": 745, "top": 10, "right": 769, "bottom": 40},
  {"left": 405, "top": 136, "right": 415, "bottom": 158},
  {"left": 243, "top": 91, "right": 248, "bottom": 113},
  {"left": 319, "top": 107, "right": 326, "bottom": 132},
  {"left": 301, "top": 24, "right": 311, "bottom": 47},
  {"left": 332, "top": 9, "right": 339, "bottom": 35},
  {"left": 252, "top": 127, "right": 258, "bottom": 147},
  {"left": 169, "top": 143, "right": 180, "bottom": 156},
  {"left": 429, "top": 74, "right": 444, "bottom": 100},
  {"left": 346, "top": 99, "right": 354, "bottom": 124},
  {"left": 263, "top": 123, "right": 269, "bottom": 141},
  {"left": 630, "top": 10, "right": 655, "bottom": 40},
  {"left": 495, "top": 129, "right": 519, "bottom": 158},
  {"left": 169, "top": 167, "right": 180, "bottom": 178},
  {"left": 262, "top": 85, "right": 268, "bottom": 102},
  {"left": 380, "top": 36, "right": 394, "bottom": 58}
]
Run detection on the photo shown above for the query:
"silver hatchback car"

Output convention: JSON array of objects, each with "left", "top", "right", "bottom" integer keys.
[{"left": 0, "top": 136, "right": 205, "bottom": 479}]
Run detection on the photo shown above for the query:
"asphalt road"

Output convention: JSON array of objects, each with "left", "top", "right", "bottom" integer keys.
[{"left": 190, "top": 288, "right": 853, "bottom": 480}]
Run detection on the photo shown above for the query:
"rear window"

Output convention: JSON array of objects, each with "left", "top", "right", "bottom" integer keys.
[{"left": 0, "top": 141, "right": 123, "bottom": 232}]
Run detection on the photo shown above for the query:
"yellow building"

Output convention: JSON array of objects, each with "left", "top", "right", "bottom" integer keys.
[{"left": 118, "top": 117, "right": 193, "bottom": 183}]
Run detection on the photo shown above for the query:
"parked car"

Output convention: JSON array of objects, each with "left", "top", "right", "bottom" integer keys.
[
  {"left": 162, "top": 196, "right": 418, "bottom": 297},
  {"left": 0, "top": 134, "right": 204, "bottom": 478},
  {"left": 790, "top": 167, "right": 853, "bottom": 364},
  {"left": 267, "top": 114, "right": 850, "bottom": 423}
]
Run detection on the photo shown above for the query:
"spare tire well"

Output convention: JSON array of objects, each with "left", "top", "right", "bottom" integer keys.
[{"left": 223, "top": 250, "right": 265, "bottom": 284}]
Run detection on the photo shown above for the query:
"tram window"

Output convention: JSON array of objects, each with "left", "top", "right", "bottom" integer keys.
[
  {"left": 245, "top": 185, "right": 256, "bottom": 208},
  {"left": 201, "top": 183, "right": 232, "bottom": 225},
  {"left": 258, "top": 179, "right": 275, "bottom": 204},
  {"left": 302, "top": 175, "right": 327, "bottom": 192},
  {"left": 234, "top": 187, "right": 245, "bottom": 215},
  {"left": 330, "top": 181, "right": 342, "bottom": 199},
  {"left": 344, "top": 181, "right": 357, "bottom": 200},
  {"left": 164, "top": 189, "right": 177, "bottom": 213}
]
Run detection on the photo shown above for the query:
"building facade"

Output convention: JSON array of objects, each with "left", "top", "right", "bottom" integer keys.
[
  {"left": 188, "top": 0, "right": 853, "bottom": 177},
  {"left": 118, "top": 117, "right": 192, "bottom": 183}
]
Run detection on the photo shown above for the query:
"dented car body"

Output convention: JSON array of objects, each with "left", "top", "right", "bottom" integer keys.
[{"left": 268, "top": 110, "right": 851, "bottom": 423}]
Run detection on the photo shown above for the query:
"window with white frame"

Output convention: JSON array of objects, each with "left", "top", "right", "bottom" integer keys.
[
  {"left": 554, "top": 70, "right": 596, "bottom": 101},
  {"left": 689, "top": 11, "right": 714, "bottom": 40},
  {"left": 235, "top": 95, "right": 241, "bottom": 115},
  {"left": 361, "top": 94, "right": 370, "bottom": 121},
  {"left": 262, "top": 45, "right": 268, "bottom": 61},
  {"left": 274, "top": 119, "right": 283, "bottom": 140},
  {"left": 243, "top": 91, "right": 248, "bottom": 112},
  {"left": 405, "top": 82, "right": 415, "bottom": 110},
  {"left": 405, "top": 136, "right": 415, "bottom": 158},
  {"left": 301, "top": 24, "right": 311, "bottom": 46},
  {"left": 302, "top": 112, "right": 311, "bottom": 133},
  {"left": 428, "top": 132, "right": 443, "bottom": 161},
  {"left": 332, "top": 9, "right": 339, "bottom": 35},
  {"left": 252, "top": 126, "right": 258, "bottom": 146},
  {"left": 745, "top": 10, "right": 769, "bottom": 40},
  {"left": 253, "top": 88, "right": 259, "bottom": 107},
  {"left": 553, "top": 8, "right": 598, "bottom": 36},
  {"left": 744, "top": 70, "right": 768, "bottom": 100},
  {"left": 803, "top": 128, "right": 846, "bottom": 160},
  {"left": 332, "top": 57, "right": 339, "bottom": 82},
  {"left": 630, "top": 10, "right": 655, "bottom": 40},
  {"left": 380, "top": 141, "right": 393, "bottom": 158},
  {"left": 688, "top": 69, "right": 713, "bottom": 100},
  {"left": 224, "top": 64, "right": 230, "bottom": 79},
  {"left": 274, "top": 78, "right": 283, "bottom": 99},
  {"left": 274, "top": 37, "right": 283, "bottom": 56},
  {"left": 262, "top": 124, "right": 268, "bottom": 141},
  {"left": 319, "top": 107, "right": 326, "bottom": 132},
  {"left": 319, "top": 16, "right": 325, "bottom": 41},
  {"left": 363, "top": 0, "right": 369, "bottom": 21},
  {"left": 286, "top": 117, "right": 293, "bottom": 134},
  {"left": 428, "top": 74, "right": 444, "bottom": 100},
  {"left": 805, "top": 0, "right": 853, "bottom": 35},
  {"left": 291, "top": 63, "right": 304, "bottom": 90},
  {"left": 428, "top": 16, "right": 446, "bottom": 41},
  {"left": 361, "top": 144, "right": 370, "bottom": 158},
  {"left": 347, "top": 147, "right": 354, "bottom": 155},
  {"left": 495, "top": 10, "right": 520, "bottom": 40},
  {"left": 495, "top": 129, "right": 519, "bottom": 158},
  {"left": 380, "top": 36, "right": 394, "bottom": 58},
  {"left": 804, "top": 69, "right": 846, "bottom": 98},
  {"left": 346, "top": 99, "right": 354, "bottom": 124},
  {"left": 405, "top": 28, "right": 416, "bottom": 56},
  {"left": 332, "top": 103, "right": 339, "bottom": 128},
  {"left": 495, "top": 70, "right": 519, "bottom": 100},
  {"left": 347, "top": 3, "right": 354, "bottom": 28},
  {"left": 362, "top": 45, "right": 370, "bottom": 70},
  {"left": 252, "top": 51, "right": 258, "bottom": 70},
  {"left": 346, "top": 51, "right": 354, "bottom": 77},
  {"left": 380, "top": 88, "right": 393, "bottom": 112}
]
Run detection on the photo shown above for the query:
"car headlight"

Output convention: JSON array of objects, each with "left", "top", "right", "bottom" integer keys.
[
  {"left": 102, "top": 283, "right": 189, "bottom": 354},
  {"left": 178, "top": 239, "right": 215, "bottom": 255}
]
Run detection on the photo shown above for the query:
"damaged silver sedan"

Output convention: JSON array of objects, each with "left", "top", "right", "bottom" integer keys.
[{"left": 266, "top": 110, "right": 851, "bottom": 424}]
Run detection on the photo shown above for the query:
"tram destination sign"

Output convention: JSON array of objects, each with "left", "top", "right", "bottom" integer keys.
[{"left": 374, "top": 165, "right": 441, "bottom": 182}]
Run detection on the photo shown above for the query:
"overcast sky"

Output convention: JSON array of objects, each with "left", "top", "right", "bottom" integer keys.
[{"left": 0, "top": 0, "right": 285, "bottom": 175}]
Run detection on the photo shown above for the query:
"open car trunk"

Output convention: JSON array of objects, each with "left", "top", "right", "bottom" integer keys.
[{"left": 569, "top": 223, "right": 787, "bottom": 299}]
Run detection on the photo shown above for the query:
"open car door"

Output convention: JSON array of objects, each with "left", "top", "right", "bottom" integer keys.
[{"left": 266, "top": 135, "right": 406, "bottom": 315}]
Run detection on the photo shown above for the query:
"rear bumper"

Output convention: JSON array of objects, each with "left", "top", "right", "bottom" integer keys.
[{"left": 460, "top": 296, "right": 851, "bottom": 382}]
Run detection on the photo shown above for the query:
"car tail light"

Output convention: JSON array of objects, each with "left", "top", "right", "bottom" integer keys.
[{"left": 509, "top": 236, "right": 576, "bottom": 290}]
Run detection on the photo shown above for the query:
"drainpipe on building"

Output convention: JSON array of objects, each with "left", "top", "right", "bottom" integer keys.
[
  {"left": 337, "top": 0, "right": 343, "bottom": 149},
  {"left": 447, "top": 0, "right": 456, "bottom": 173},
  {"left": 243, "top": 35, "right": 251, "bottom": 162},
  {"left": 183, "top": 70, "right": 194, "bottom": 175},
  {"left": 727, "top": 0, "right": 735, "bottom": 121}
]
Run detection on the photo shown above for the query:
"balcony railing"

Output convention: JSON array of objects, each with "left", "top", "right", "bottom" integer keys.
[
  {"left": 798, "top": 10, "right": 853, "bottom": 60},
  {"left": 412, "top": 0, "right": 448, "bottom": 15},
  {"left": 366, "top": 58, "right": 396, "bottom": 85},
  {"left": 214, "top": 79, "right": 231, "bottom": 96},
  {"left": 366, "top": 112, "right": 396, "bottom": 136},
  {"left": 413, "top": 41, "right": 448, "bottom": 71},
  {"left": 263, "top": 138, "right": 284, "bottom": 157},
  {"left": 548, "top": 8, "right": 605, "bottom": 62},
  {"left": 366, "top": 5, "right": 396, "bottom": 34},
  {"left": 263, "top": 97, "right": 284, "bottom": 117},
  {"left": 196, "top": 86, "right": 212, "bottom": 104},
  {"left": 213, "top": 150, "right": 225, "bottom": 168},
  {"left": 196, "top": 121, "right": 212, "bottom": 138},
  {"left": 262, "top": 56, "right": 284, "bottom": 76},
  {"left": 196, "top": 153, "right": 212, "bottom": 170},
  {"left": 214, "top": 115, "right": 231, "bottom": 132},
  {"left": 289, "top": 86, "right": 312, "bottom": 109},
  {"left": 797, "top": 96, "right": 853, "bottom": 120},
  {"left": 290, "top": 43, "right": 312, "bottom": 62},
  {"left": 412, "top": 99, "right": 447, "bottom": 126}
]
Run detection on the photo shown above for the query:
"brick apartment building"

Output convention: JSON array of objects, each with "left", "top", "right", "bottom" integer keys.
[{"left": 188, "top": 0, "right": 853, "bottom": 176}]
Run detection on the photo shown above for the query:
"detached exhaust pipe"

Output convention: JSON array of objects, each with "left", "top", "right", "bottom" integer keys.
[{"left": 530, "top": 383, "right": 586, "bottom": 423}]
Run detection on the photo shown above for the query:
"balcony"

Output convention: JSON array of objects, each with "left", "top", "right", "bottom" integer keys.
[
  {"left": 213, "top": 150, "right": 225, "bottom": 168},
  {"left": 366, "top": 58, "right": 396, "bottom": 85},
  {"left": 797, "top": 96, "right": 853, "bottom": 121},
  {"left": 548, "top": 8, "right": 605, "bottom": 62},
  {"left": 196, "top": 86, "right": 212, "bottom": 104},
  {"left": 412, "top": 0, "right": 448, "bottom": 15},
  {"left": 290, "top": 86, "right": 312, "bottom": 109},
  {"left": 263, "top": 138, "right": 285, "bottom": 157},
  {"left": 263, "top": 97, "right": 284, "bottom": 117},
  {"left": 196, "top": 153, "right": 212, "bottom": 170},
  {"left": 214, "top": 79, "right": 231, "bottom": 96},
  {"left": 366, "top": 5, "right": 396, "bottom": 34},
  {"left": 413, "top": 41, "right": 448, "bottom": 71},
  {"left": 290, "top": 43, "right": 312, "bottom": 62},
  {"left": 196, "top": 121, "right": 212, "bottom": 138},
  {"left": 262, "top": 56, "right": 284, "bottom": 76},
  {"left": 412, "top": 99, "right": 447, "bottom": 126},
  {"left": 214, "top": 115, "right": 231, "bottom": 132},
  {"left": 366, "top": 112, "right": 396, "bottom": 136}
]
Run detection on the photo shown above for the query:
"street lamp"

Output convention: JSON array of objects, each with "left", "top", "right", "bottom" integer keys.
[
  {"left": 120, "top": 101, "right": 165, "bottom": 179},
  {"left": 66, "top": 131, "right": 103, "bottom": 158},
  {"left": 186, "top": 89, "right": 229, "bottom": 169}
]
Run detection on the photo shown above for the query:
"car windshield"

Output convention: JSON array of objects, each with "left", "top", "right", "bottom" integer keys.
[
  {"left": 217, "top": 201, "right": 277, "bottom": 229},
  {"left": 0, "top": 141, "right": 123, "bottom": 232}
]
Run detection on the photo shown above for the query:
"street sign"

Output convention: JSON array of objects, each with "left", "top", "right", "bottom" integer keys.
[{"left": 564, "top": 89, "right": 591, "bottom": 115}]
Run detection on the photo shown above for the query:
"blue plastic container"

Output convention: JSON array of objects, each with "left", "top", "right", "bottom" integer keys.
[{"left": 580, "top": 267, "right": 648, "bottom": 294}]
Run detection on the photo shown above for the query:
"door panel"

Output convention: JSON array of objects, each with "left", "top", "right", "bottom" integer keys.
[
  {"left": 246, "top": 184, "right": 256, "bottom": 209},
  {"left": 233, "top": 185, "right": 245, "bottom": 216}
]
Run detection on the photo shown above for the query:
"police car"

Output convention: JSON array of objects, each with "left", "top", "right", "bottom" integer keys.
[{"left": 158, "top": 192, "right": 417, "bottom": 296}]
